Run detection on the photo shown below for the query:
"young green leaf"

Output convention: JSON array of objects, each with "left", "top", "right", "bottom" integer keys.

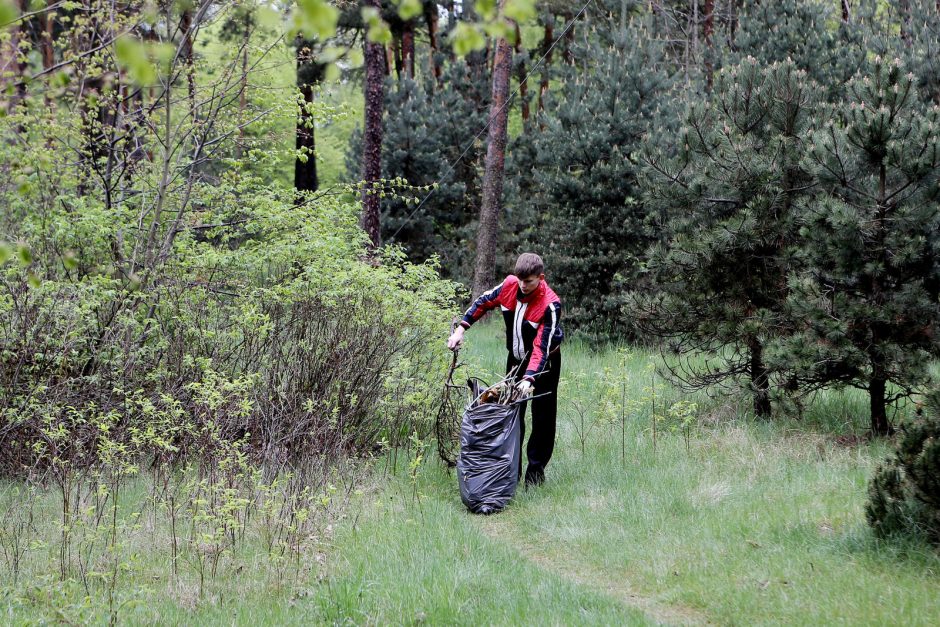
[
  {"left": 292, "top": 0, "right": 339, "bottom": 40},
  {"left": 367, "top": 20, "right": 392, "bottom": 44},
  {"left": 483, "top": 20, "right": 514, "bottom": 42},
  {"left": 324, "top": 62, "right": 341, "bottom": 82},
  {"left": 474, "top": 0, "right": 497, "bottom": 21},
  {"left": 256, "top": 5, "right": 282, "bottom": 30},
  {"left": 17, "top": 243, "right": 32, "bottom": 266},
  {"left": 50, "top": 70, "right": 71, "bottom": 88},
  {"left": 321, "top": 46, "right": 347, "bottom": 63},
  {"left": 115, "top": 36, "right": 157, "bottom": 86},
  {"left": 347, "top": 48, "right": 365, "bottom": 68},
  {"left": 504, "top": 0, "right": 536, "bottom": 23},
  {"left": 451, "top": 22, "right": 486, "bottom": 57},
  {"left": 361, "top": 7, "right": 392, "bottom": 44},
  {"left": 397, "top": 0, "right": 422, "bottom": 21},
  {"left": 149, "top": 42, "right": 176, "bottom": 67},
  {"left": 0, "top": 0, "right": 19, "bottom": 26},
  {"left": 63, "top": 251, "right": 79, "bottom": 271}
]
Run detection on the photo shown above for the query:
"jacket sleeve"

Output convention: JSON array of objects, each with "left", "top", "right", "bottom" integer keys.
[
  {"left": 524, "top": 301, "right": 563, "bottom": 381},
  {"left": 460, "top": 276, "right": 513, "bottom": 328}
]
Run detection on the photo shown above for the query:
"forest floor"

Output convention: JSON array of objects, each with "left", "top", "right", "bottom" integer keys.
[
  {"left": 312, "top": 326, "right": 940, "bottom": 625},
  {"left": 4, "top": 326, "right": 940, "bottom": 625}
]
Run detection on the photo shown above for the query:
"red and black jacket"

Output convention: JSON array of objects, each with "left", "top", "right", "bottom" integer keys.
[{"left": 460, "top": 275, "right": 564, "bottom": 382}]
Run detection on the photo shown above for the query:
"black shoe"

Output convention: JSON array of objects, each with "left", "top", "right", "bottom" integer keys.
[{"left": 524, "top": 469, "right": 545, "bottom": 487}]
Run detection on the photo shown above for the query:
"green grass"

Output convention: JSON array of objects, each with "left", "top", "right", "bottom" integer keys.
[
  {"left": 318, "top": 476, "right": 651, "bottom": 625},
  {"left": 3, "top": 326, "right": 940, "bottom": 624},
  {"left": 325, "top": 323, "right": 940, "bottom": 625}
]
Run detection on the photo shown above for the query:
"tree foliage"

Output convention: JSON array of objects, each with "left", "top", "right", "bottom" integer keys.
[
  {"left": 637, "top": 59, "right": 815, "bottom": 416},
  {"left": 347, "top": 65, "right": 488, "bottom": 282},
  {"left": 726, "top": 0, "right": 868, "bottom": 101},
  {"left": 506, "top": 13, "right": 677, "bottom": 336},
  {"left": 0, "top": 0, "right": 457, "bottom": 476},
  {"left": 867, "top": 390, "right": 940, "bottom": 542},
  {"left": 783, "top": 57, "right": 940, "bottom": 435}
]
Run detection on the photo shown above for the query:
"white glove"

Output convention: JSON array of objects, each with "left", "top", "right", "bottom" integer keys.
[
  {"left": 515, "top": 379, "right": 534, "bottom": 398},
  {"left": 447, "top": 326, "right": 465, "bottom": 350}
]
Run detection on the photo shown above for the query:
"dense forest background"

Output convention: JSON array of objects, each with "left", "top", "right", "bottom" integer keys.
[
  {"left": 2, "top": 1, "right": 940, "bottom": 620},
  {"left": 2, "top": 0, "right": 939, "bottom": 458},
  {"left": 344, "top": 0, "right": 940, "bottom": 435}
]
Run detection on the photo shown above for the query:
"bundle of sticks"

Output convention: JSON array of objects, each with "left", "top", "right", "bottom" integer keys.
[{"left": 468, "top": 362, "right": 527, "bottom": 407}]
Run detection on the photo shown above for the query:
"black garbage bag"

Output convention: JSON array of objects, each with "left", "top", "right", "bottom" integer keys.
[{"left": 457, "top": 397, "right": 522, "bottom": 515}]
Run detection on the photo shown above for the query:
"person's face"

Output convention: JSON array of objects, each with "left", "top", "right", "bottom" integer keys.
[{"left": 519, "top": 274, "right": 544, "bottom": 295}]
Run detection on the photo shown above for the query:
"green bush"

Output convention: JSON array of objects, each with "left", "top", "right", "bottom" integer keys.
[
  {"left": 0, "top": 172, "right": 457, "bottom": 475},
  {"left": 866, "top": 391, "right": 940, "bottom": 542}
]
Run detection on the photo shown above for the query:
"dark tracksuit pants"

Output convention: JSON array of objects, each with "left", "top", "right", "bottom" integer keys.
[{"left": 507, "top": 349, "right": 561, "bottom": 484}]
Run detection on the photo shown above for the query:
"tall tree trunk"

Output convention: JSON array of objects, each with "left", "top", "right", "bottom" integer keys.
[
  {"left": 361, "top": 0, "right": 385, "bottom": 250},
  {"left": 294, "top": 40, "right": 324, "bottom": 194},
  {"left": 402, "top": 20, "right": 415, "bottom": 79},
  {"left": 141, "top": 23, "right": 158, "bottom": 120},
  {"left": 77, "top": 0, "right": 105, "bottom": 194},
  {"left": 472, "top": 16, "right": 513, "bottom": 297},
  {"left": 463, "top": 3, "right": 487, "bottom": 84},
  {"left": 869, "top": 359, "right": 891, "bottom": 436},
  {"left": 0, "top": 0, "right": 27, "bottom": 112},
  {"left": 392, "top": 31, "right": 403, "bottom": 79},
  {"left": 727, "top": 0, "right": 738, "bottom": 49},
  {"left": 514, "top": 23, "right": 529, "bottom": 124},
  {"left": 180, "top": 9, "right": 196, "bottom": 116},
  {"left": 42, "top": 10, "right": 56, "bottom": 69},
  {"left": 748, "top": 335, "right": 771, "bottom": 417},
  {"left": 691, "top": 0, "right": 699, "bottom": 77},
  {"left": 236, "top": 9, "right": 250, "bottom": 158},
  {"left": 841, "top": 0, "right": 851, "bottom": 23},
  {"left": 537, "top": 19, "right": 554, "bottom": 119},
  {"left": 424, "top": 3, "right": 441, "bottom": 81},
  {"left": 899, "top": 0, "right": 912, "bottom": 45},
  {"left": 562, "top": 12, "right": 574, "bottom": 64},
  {"left": 703, "top": 0, "right": 714, "bottom": 88},
  {"left": 868, "top": 162, "right": 891, "bottom": 436}
]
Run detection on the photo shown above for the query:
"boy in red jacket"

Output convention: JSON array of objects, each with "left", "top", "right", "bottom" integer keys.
[{"left": 447, "top": 253, "right": 563, "bottom": 486}]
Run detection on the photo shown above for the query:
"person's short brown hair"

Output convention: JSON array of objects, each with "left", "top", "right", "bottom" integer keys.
[{"left": 514, "top": 253, "right": 544, "bottom": 278}]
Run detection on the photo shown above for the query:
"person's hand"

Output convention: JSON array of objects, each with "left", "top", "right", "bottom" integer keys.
[
  {"left": 447, "top": 326, "right": 465, "bottom": 350},
  {"left": 515, "top": 379, "right": 534, "bottom": 398}
]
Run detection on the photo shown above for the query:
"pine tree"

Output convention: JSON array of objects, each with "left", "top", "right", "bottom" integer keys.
[
  {"left": 726, "top": 0, "right": 868, "bottom": 102},
  {"left": 866, "top": 390, "right": 940, "bottom": 542},
  {"left": 361, "top": 0, "right": 385, "bottom": 249},
  {"left": 636, "top": 59, "right": 816, "bottom": 417},
  {"left": 346, "top": 61, "right": 489, "bottom": 283},
  {"left": 294, "top": 38, "right": 326, "bottom": 192},
  {"left": 506, "top": 15, "right": 677, "bottom": 336},
  {"left": 893, "top": 0, "right": 940, "bottom": 105},
  {"left": 785, "top": 57, "right": 940, "bottom": 435}
]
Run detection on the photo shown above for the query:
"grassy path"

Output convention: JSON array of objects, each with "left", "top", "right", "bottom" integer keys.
[
  {"left": 476, "top": 514, "right": 708, "bottom": 625},
  {"left": 325, "top": 410, "right": 940, "bottom": 625},
  {"left": 320, "top": 473, "right": 655, "bottom": 625},
  {"left": 315, "top": 331, "right": 940, "bottom": 625},
  {"left": 7, "top": 331, "right": 939, "bottom": 624}
]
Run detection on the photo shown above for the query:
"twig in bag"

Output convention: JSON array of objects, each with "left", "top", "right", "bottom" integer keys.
[
  {"left": 470, "top": 359, "right": 549, "bottom": 408},
  {"left": 434, "top": 344, "right": 463, "bottom": 468}
]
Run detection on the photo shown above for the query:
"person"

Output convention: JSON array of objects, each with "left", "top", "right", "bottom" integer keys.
[{"left": 447, "top": 253, "right": 563, "bottom": 486}]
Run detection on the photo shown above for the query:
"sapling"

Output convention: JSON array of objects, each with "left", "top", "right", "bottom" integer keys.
[{"left": 0, "top": 484, "right": 36, "bottom": 586}]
